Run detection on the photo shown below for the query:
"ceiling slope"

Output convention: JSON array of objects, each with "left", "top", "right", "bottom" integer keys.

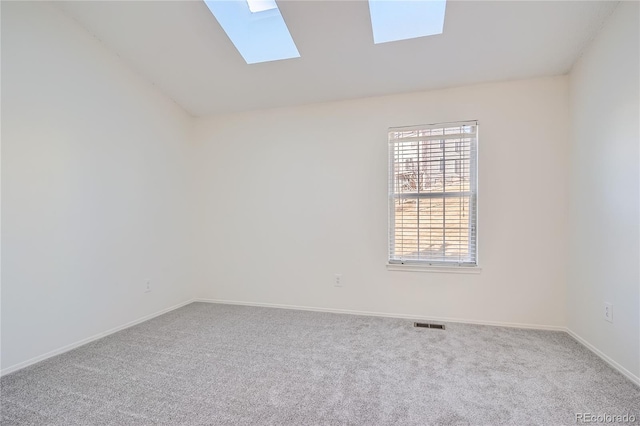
[{"left": 56, "top": 1, "right": 618, "bottom": 116}]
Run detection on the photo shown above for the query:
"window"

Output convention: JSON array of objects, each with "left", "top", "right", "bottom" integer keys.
[{"left": 388, "top": 121, "right": 478, "bottom": 267}]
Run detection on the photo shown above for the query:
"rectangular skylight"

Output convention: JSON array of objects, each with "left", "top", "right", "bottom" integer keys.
[
  {"left": 368, "top": 0, "right": 447, "bottom": 44},
  {"left": 204, "top": 0, "right": 300, "bottom": 64}
]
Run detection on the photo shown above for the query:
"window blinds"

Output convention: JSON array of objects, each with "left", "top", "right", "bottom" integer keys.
[{"left": 388, "top": 121, "right": 478, "bottom": 266}]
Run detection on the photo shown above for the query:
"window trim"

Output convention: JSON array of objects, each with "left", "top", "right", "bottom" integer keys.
[
  {"left": 387, "top": 120, "right": 479, "bottom": 269},
  {"left": 386, "top": 263, "right": 482, "bottom": 274}
]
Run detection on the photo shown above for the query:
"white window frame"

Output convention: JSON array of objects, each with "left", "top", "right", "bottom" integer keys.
[{"left": 387, "top": 120, "right": 479, "bottom": 272}]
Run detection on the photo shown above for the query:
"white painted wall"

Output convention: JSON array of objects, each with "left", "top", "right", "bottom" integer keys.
[
  {"left": 4, "top": 0, "right": 636, "bottom": 384},
  {"left": 194, "top": 76, "right": 570, "bottom": 328},
  {"left": 567, "top": 2, "right": 640, "bottom": 379},
  {"left": 1, "top": 2, "right": 197, "bottom": 371}
]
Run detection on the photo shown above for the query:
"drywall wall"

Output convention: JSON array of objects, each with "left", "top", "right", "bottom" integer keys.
[
  {"left": 567, "top": 1, "right": 640, "bottom": 379},
  {"left": 193, "top": 76, "right": 570, "bottom": 328},
  {"left": 1, "top": 2, "right": 197, "bottom": 372}
]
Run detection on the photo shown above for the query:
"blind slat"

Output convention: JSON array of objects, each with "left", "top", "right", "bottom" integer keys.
[{"left": 388, "top": 121, "right": 478, "bottom": 265}]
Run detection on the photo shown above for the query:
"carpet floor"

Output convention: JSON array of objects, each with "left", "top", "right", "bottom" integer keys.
[{"left": 1, "top": 302, "right": 639, "bottom": 425}]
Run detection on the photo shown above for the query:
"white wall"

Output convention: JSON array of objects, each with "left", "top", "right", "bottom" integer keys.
[
  {"left": 194, "top": 76, "right": 570, "bottom": 328},
  {"left": 4, "top": 0, "right": 636, "bottom": 384},
  {"left": 1, "top": 2, "right": 197, "bottom": 372},
  {"left": 567, "top": 2, "right": 640, "bottom": 379}
]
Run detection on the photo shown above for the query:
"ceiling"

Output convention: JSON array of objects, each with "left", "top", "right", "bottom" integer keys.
[{"left": 56, "top": 0, "right": 618, "bottom": 117}]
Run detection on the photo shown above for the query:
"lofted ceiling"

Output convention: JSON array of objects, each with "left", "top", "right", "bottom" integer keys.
[{"left": 56, "top": 0, "right": 618, "bottom": 117}]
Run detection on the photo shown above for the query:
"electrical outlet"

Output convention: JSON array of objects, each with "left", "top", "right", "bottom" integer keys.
[
  {"left": 604, "top": 302, "right": 613, "bottom": 323},
  {"left": 145, "top": 281, "right": 152, "bottom": 293},
  {"left": 334, "top": 274, "right": 343, "bottom": 288}
]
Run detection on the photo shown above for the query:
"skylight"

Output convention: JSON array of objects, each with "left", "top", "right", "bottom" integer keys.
[
  {"left": 204, "top": 0, "right": 300, "bottom": 64},
  {"left": 246, "top": 0, "right": 277, "bottom": 13},
  {"left": 368, "top": 0, "right": 447, "bottom": 44}
]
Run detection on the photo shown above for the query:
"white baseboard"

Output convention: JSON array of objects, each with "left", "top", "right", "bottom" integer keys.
[
  {"left": 565, "top": 328, "right": 640, "bottom": 387},
  {"left": 193, "top": 298, "right": 566, "bottom": 331},
  {"left": 0, "top": 298, "right": 195, "bottom": 377}
]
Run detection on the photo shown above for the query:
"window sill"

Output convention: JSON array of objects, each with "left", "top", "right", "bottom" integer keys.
[{"left": 386, "top": 263, "right": 482, "bottom": 274}]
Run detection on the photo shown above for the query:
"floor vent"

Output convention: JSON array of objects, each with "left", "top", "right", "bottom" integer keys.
[{"left": 414, "top": 322, "right": 445, "bottom": 330}]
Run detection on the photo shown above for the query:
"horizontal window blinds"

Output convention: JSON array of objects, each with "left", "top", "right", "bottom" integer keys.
[{"left": 388, "top": 121, "right": 478, "bottom": 266}]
